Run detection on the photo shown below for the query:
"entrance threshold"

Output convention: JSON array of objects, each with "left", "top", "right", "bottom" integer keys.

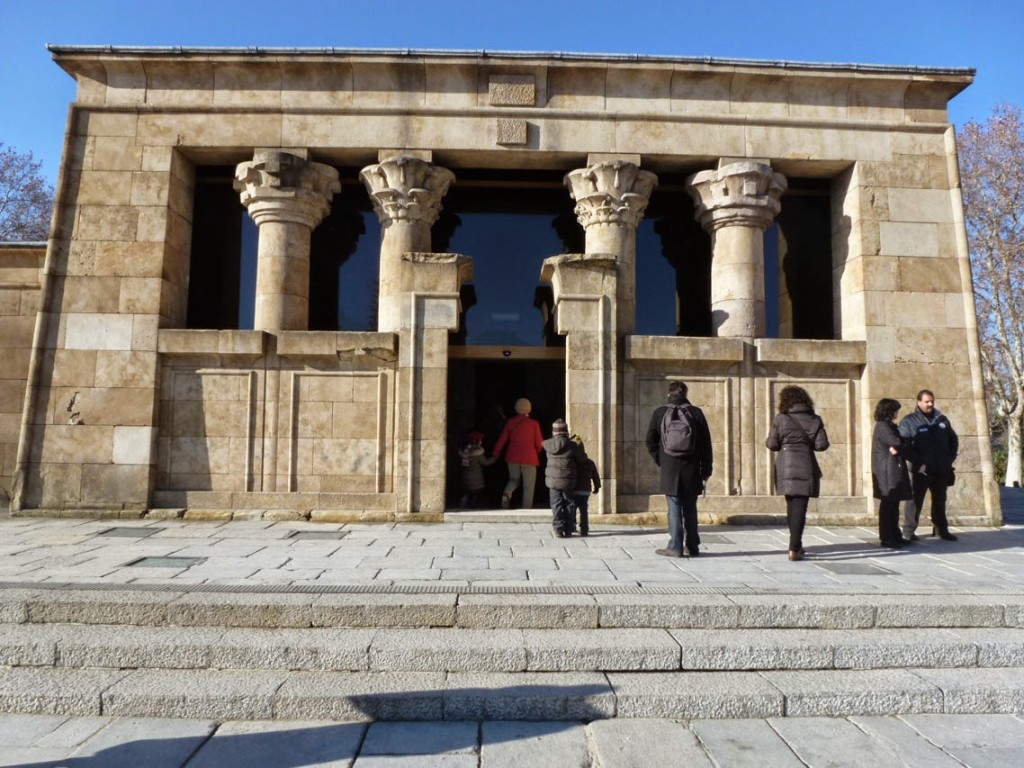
[{"left": 443, "top": 508, "right": 551, "bottom": 523}]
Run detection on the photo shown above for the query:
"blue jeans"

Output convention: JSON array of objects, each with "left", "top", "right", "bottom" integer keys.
[
  {"left": 550, "top": 489, "right": 576, "bottom": 534},
  {"left": 665, "top": 493, "right": 700, "bottom": 553},
  {"left": 572, "top": 492, "right": 590, "bottom": 534}
]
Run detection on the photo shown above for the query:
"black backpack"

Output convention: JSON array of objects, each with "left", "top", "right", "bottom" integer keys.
[{"left": 660, "top": 405, "right": 696, "bottom": 457}]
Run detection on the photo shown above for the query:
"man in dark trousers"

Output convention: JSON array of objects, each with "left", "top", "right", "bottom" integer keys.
[
  {"left": 645, "top": 381, "right": 713, "bottom": 557},
  {"left": 899, "top": 389, "right": 959, "bottom": 541}
]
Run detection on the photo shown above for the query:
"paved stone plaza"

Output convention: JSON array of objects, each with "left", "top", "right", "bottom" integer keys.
[{"left": 0, "top": 491, "right": 1021, "bottom": 765}]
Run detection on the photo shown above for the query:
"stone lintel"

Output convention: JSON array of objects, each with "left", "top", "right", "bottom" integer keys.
[
  {"left": 587, "top": 153, "right": 642, "bottom": 166},
  {"left": 378, "top": 149, "right": 432, "bottom": 163}
]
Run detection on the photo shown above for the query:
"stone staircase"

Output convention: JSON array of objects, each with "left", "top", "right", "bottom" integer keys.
[{"left": 1, "top": 585, "right": 1023, "bottom": 722}]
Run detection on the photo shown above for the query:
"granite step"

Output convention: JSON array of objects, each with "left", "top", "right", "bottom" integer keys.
[
  {"left": 1, "top": 666, "right": 1023, "bottom": 721},
  {"left": 3, "top": 623, "right": 1024, "bottom": 675},
  {"left": 3, "top": 588, "right": 1024, "bottom": 631}
]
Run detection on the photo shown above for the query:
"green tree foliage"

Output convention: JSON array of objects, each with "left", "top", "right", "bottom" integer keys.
[
  {"left": 960, "top": 105, "right": 1024, "bottom": 486},
  {"left": 0, "top": 143, "right": 54, "bottom": 241}
]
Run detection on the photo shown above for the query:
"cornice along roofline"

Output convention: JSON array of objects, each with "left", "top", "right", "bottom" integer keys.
[{"left": 44, "top": 44, "right": 975, "bottom": 79}]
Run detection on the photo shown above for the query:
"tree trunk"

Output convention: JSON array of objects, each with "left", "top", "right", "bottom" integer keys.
[{"left": 1005, "top": 414, "right": 1024, "bottom": 488}]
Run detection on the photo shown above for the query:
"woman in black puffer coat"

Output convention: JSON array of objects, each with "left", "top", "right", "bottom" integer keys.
[
  {"left": 871, "top": 398, "right": 914, "bottom": 549},
  {"left": 766, "top": 386, "right": 830, "bottom": 561}
]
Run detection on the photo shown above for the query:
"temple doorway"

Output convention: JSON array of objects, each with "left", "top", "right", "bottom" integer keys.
[{"left": 446, "top": 349, "right": 566, "bottom": 510}]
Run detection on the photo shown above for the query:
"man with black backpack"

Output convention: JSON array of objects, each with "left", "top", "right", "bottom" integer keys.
[{"left": 645, "top": 381, "right": 713, "bottom": 557}]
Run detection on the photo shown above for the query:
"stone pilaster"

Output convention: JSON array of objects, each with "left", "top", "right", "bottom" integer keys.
[
  {"left": 541, "top": 253, "right": 619, "bottom": 513},
  {"left": 686, "top": 161, "right": 787, "bottom": 339},
  {"left": 564, "top": 161, "right": 657, "bottom": 335},
  {"left": 234, "top": 150, "right": 340, "bottom": 331},
  {"left": 396, "top": 252, "right": 471, "bottom": 514},
  {"left": 360, "top": 156, "right": 455, "bottom": 333}
]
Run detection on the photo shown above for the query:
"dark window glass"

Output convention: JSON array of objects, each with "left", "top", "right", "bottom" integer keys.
[
  {"left": 776, "top": 181, "right": 834, "bottom": 339},
  {"left": 438, "top": 173, "right": 581, "bottom": 347},
  {"left": 187, "top": 167, "right": 246, "bottom": 329},
  {"left": 636, "top": 184, "right": 712, "bottom": 337}
]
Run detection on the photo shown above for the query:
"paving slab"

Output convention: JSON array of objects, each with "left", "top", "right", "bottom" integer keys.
[
  {"left": 588, "top": 718, "right": 714, "bottom": 767},
  {"left": 769, "top": 716, "right": 932, "bottom": 767},
  {"left": 479, "top": 721, "right": 589, "bottom": 768},
  {"left": 187, "top": 720, "right": 365, "bottom": 768},
  {"left": 64, "top": 716, "right": 217, "bottom": 768},
  {"left": 689, "top": 718, "right": 805, "bottom": 767},
  {"left": 360, "top": 720, "right": 478, "bottom": 754},
  {"left": 849, "top": 715, "right": 980, "bottom": 767},
  {"left": 607, "top": 671, "right": 784, "bottom": 719}
]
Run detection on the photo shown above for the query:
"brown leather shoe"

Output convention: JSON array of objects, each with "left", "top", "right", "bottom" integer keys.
[{"left": 788, "top": 550, "right": 804, "bottom": 561}]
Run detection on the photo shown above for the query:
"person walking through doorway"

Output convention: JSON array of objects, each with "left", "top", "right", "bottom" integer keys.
[
  {"left": 645, "top": 381, "right": 713, "bottom": 558},
  {"left": 766, "top": 385, "right": 830, "bottom": 561},
  {"left": 492, "top": 397, "right": 543, "bottom": 509}
]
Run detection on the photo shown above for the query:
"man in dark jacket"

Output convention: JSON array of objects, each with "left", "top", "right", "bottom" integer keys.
[
  {"left": 898, "top": 389, "right": 959, "bottom": 541},
  {"left": 645, "top": 381, "right": 713, "bottom": 557},
  {"left": 543, "top": 419, "right": 587, "bottom": 538}
]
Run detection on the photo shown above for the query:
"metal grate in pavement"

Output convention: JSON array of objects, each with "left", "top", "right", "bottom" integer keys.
[
  {"left": 125, "top": 556, "right": 206, "bottom": 568},
  {"left": 288, "top": 530, "right": 350, "bottom": 540},
  {"left": 96, "top": 527, "right": 165, "bottom": 538},
  {"left": 2, "top": 579, "right": 1022, "bottom": 597},
  {"left": 815, "top": 562, "right": 896, "bottom": 575}
]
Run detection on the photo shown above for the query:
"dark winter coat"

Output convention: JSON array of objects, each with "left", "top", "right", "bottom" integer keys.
[
  {"left": 542, "top": 434, "right": 587, "bottom": 491},
  {"left": 574, "top": 457, "right": 602, "bottom": 495},
  {"left": 871, "top": 420, "right": 912, "bottom": 501},
  {"left": 766, "top": 404, "right": 829, "bottom": 498},
  {"left": 644, "top": 397, "right": 714, "bottom": 497},
  {"left": 898, "top": 408, "right": 958, "bottom": 477},
  {"left": 457, "top": 444, "right": 496, "bottom": 493}
]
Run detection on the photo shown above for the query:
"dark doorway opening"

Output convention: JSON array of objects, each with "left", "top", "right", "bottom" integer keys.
[{"left": 446, "top": 355, "right": 566, "bottom": 510}]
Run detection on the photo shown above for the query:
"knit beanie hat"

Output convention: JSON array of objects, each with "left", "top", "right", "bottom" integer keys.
[
  {"left": 552, "top": 419, "right": 568, "bottom": 434},
  {"left": 514, "top": 398, "right": 532, "bottom": 414}
]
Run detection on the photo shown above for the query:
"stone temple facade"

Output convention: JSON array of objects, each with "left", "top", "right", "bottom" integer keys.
[{"left": 0, "top": 46, "right": 1000, "bottom": 526}]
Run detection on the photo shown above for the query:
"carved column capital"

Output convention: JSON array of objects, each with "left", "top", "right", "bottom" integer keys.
[
  {"left": 686, "top": 161, "right": 787, "bottom": 232},
  {"left": 565, "top": 161, "right": 658, "bottom": 228},
  {"left": 360, "top": 155, "right": 455, "bottom": 226},
  {"left": 234, "top": 151, "right": 340, "bottom": 228}
]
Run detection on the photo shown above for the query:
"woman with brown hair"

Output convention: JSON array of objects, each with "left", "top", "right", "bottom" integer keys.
[{"left": 766, "top": 385, "right": 830, "bottom": 561}]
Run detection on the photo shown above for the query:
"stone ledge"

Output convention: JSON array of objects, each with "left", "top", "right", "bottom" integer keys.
[
  {"left": 158, "top": 329, "right": 266, "bottom": 357},
  {"left": 625, "top": 335, "right": 747, "bottom": 363},
  {"left": 756, "top": 338, "right": 867, "bottom": 366}
]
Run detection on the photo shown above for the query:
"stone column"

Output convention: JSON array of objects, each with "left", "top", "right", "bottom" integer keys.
[
  {"left": 541, "top": 253, "right": 619, "bottom": 514},
  {"left": 685, "top": 161, "right": 787, "bottom": 338},
  {"left": 234, "top": 150, "right": 340, "bottom": 331},
  {"left": 396, "top": 252, "right": 472, "bottom": 514},
  {"left": 360, "top": 155, "right": 455, "bottom": 333},
  {"left": 564, "top": 160, "right": 657, "bottom": 335}
]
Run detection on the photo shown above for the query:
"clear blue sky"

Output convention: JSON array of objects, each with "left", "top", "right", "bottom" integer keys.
[{"left": 2, "top": 0, "right": 1021, "bottom": 186}]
